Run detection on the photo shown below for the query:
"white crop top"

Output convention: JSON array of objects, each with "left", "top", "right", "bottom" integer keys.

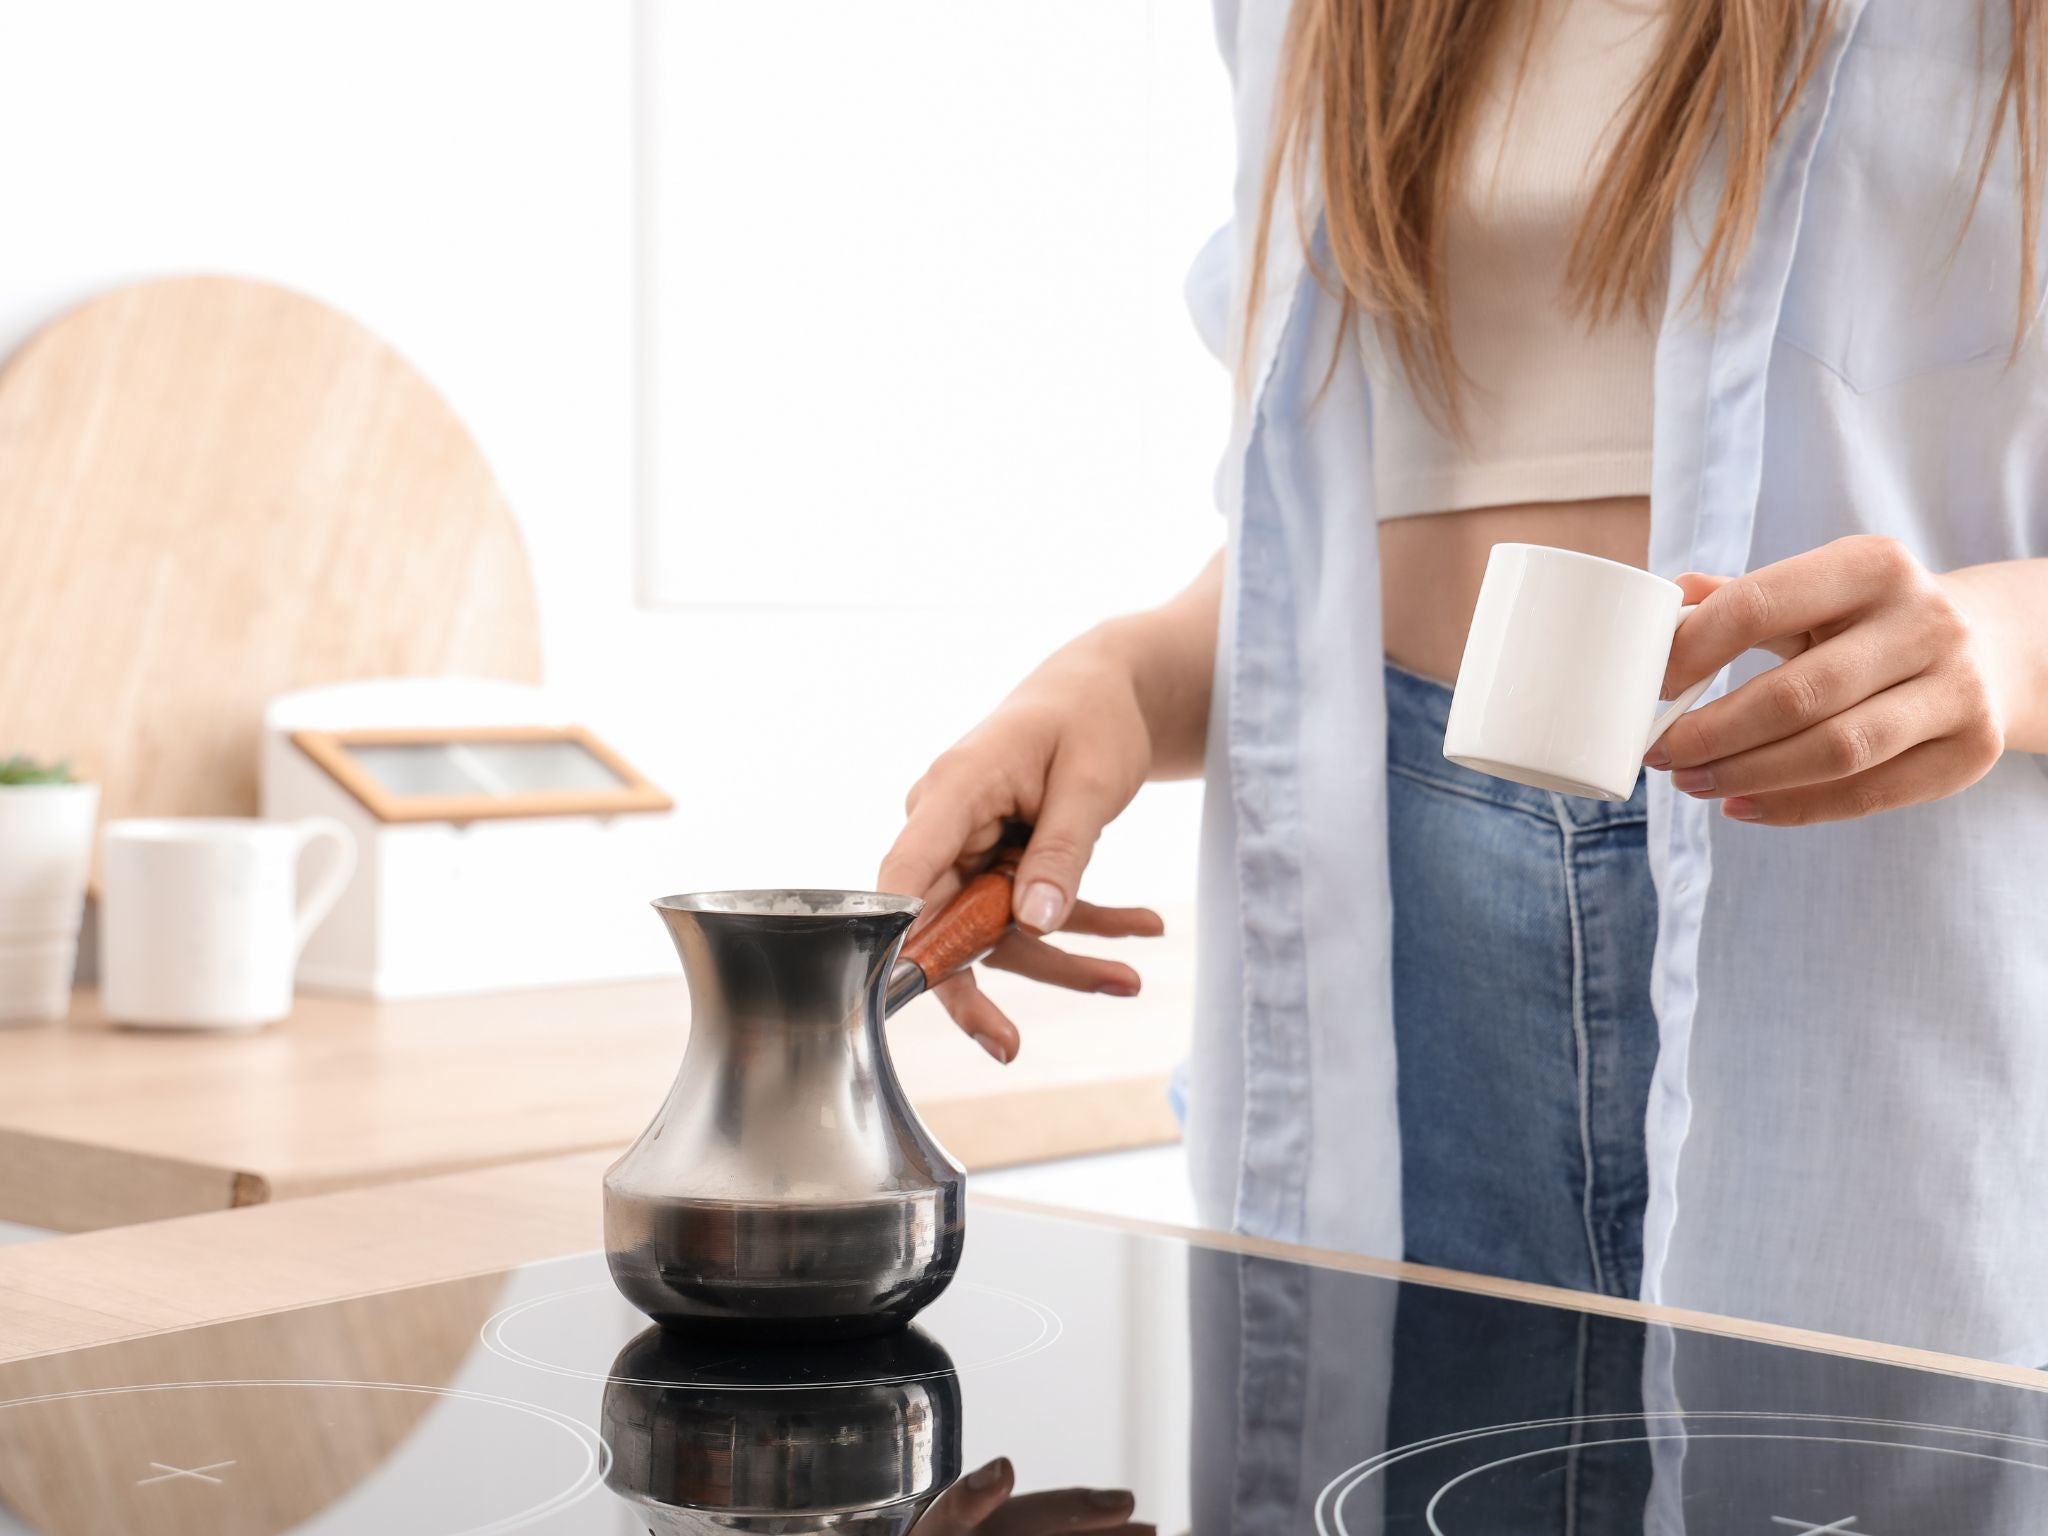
[{"left": 1367, "top": 0, "right": 1663, "bottom": 520}]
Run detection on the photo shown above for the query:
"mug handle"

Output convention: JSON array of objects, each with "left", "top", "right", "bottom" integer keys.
[
  {"left": 1644, "top": 604, "right": 1721, "bottom": 755},
  {"left": 290, "top": 817, "right": 358, "bottom": 956}
]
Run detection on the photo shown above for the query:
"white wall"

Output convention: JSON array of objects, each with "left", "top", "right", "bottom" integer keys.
[
  {"left": 640, "top": 1, "right": 1232, "bottom": 618},
  {"left": 0, "top": 0, "right": 1229, "bottom": 926}
]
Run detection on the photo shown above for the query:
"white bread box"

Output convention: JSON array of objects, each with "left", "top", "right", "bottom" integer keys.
[{"left": 261, "top": 678, "right": 681, "bottom": 999}]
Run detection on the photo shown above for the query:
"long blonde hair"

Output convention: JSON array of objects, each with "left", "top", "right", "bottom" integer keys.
[{"left": 1246, "top": 0, "right": 2045, "bottom": 413}]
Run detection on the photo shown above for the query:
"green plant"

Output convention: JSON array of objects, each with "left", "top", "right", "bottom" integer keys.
[{"left": 0, "top": 754, "right": 74, "bottom": 786}]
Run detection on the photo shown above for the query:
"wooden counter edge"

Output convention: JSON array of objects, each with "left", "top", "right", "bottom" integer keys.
[
  {"left": 4, "top": 1150, "right": 2038, "bottom": 1395},
  {"left": 0, "top": 1127, "right": 253, "bottom": 1234},
  {"left": 918, "top": 1073, "right": 1180, "bottom": 1170},
  {"left": 0, "top": 1151, "right": 613, "bottom": 1364},
  {"left": 0, "top": 1073, "right": 1182, "bottom": 1230}
]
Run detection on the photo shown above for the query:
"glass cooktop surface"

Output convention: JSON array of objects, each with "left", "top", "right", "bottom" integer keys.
[{"left": 1, "top": 1202, "right": 2042, "bottom": 1534}]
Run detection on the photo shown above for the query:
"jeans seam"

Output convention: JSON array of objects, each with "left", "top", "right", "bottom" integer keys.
[
  {"left": 1554, "top": 800, "right": 1652, "bottom": 834},
  {"left": 1551, "top": 791, "right": 1608, "bottom": 1298},
  {"left": 1386, "top": 761, "right": 1556, "bottom": 826}
]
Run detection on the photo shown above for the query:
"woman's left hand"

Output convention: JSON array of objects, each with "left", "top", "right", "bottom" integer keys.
[{"left": 1649, "top": 534, "right": 2010, "bottom": 826}]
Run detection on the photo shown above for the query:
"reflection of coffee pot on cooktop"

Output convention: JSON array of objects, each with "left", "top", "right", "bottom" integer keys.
[
  {"left": 601, "top": 1324, "right": 963, "bottom": 1534},
  {"left": 601, "top": 1325, "right": 1149, "bottom": 1535}
]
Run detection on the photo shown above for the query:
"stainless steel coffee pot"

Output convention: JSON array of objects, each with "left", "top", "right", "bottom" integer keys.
[{"left": 604, "top": 844, "right": 1021, "bottom": 1338}]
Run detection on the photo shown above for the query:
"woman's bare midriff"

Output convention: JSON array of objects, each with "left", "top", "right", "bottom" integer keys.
[{"left": 1378, "top": 495, "right": 1652, "bottom": 683}]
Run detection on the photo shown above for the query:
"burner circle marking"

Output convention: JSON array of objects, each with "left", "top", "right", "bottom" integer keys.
[
  {"left": 1422, "top": 1431, "right": 2048, "bottom": 1536},
  {"left": 1315, "top": 1412, "right": 2048, "bottom": 1536}
]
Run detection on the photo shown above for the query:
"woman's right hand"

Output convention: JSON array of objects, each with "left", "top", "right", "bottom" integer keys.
[{"left": 877, "top": 626, "right": 1166, "bottom": 1065}]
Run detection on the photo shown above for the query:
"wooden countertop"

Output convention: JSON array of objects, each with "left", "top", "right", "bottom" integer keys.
[
  {"left": 0, "top": 956, "right": 1190, "bottom": 1233},
  {"left": 2, "top": 1148, "right": 2043, "bottom": 1395}
]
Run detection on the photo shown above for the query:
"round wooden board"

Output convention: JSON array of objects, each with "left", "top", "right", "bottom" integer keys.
[{"left": 0, "top": 274, "right": 542, "bottom": 838}]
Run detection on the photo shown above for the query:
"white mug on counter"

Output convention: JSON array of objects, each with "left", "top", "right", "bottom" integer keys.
[
  {"left": 101, "top": 817, "right": 355, "bottom": 1029},
  {"left": 0, "top": 781, "right": 99, "bottom": 1023},
  {"left": 1444, "top": 543, "right": 1723, "bottom": 802}
]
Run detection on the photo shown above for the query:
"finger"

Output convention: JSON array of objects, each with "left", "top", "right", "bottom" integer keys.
[
  {"left": 933, "top": 971, "right": 1020, "bottom": 1064},
  {"left": 1059, "top": 901, "right": 1166, "bottom": 939},
  {"left": 915, "top": 1457, "right": 1016, "bottom": 1535},
  {"left": 1654, "top": 633, "right": 1925, "bottom": 770},
  {"left": 897, "top": 866, "right": 965, "bottom": 934},
  {"left": 1664, "top": 536, "right": 1918, "bottom": 693},
  {"left": 1675, "top": 572, "right": 1805, "bottom": 666},
  {"left": 1674, "top": 571, "right": 1735, "bottom": 607},
  {"left": 880, "top": 799, "right": 1001, "bottom": 902},
  {"left": 881, "top": 749, "right": 1018, "bottom": 899},
  {"left": 1668, "top": 677, "right": 1953, "bottom": 799},
  {"left": 981, "top": 931, "right": 1142, "bottom": 997},
  {"left": 981, "top": 1487, "right": 1139, "bottom": 1534},
  {"left": 1719, "top": 732, "right": 1995, "bottom": 827},
  {"left": 953, "top": 816, "right": 1009, "bottom": 866},
  {"left": 1012, "top": 750, "right": 1138, "bottom": 934}
]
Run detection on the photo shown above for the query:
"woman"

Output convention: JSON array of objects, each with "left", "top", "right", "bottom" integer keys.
[{"left": 881, "top": 0, "right": 2048, "bottom": 1363}]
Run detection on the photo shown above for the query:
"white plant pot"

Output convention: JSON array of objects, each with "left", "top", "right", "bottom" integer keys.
[{"left": 0, "top": 782, "right": 99, "bottom": 1024}]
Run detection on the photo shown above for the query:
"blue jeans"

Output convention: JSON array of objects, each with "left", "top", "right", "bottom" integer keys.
[{"left": 1385, "top": 662, "right": 1658, "bottom": 1299}]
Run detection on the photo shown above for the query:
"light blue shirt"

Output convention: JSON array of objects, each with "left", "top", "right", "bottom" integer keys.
[{"left": 1185, "top": 0, "right": 2048, "bottom": 1369}]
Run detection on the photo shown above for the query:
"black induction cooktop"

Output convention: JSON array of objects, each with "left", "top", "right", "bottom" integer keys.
[{"left": 2, "top": 1203, "right": 2042, "bottom": 1534}]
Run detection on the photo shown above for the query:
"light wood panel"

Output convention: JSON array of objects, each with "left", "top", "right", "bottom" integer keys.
[
  {"left": 0, "top": 1274, "right": 503, "bottom": 1536},
  {"left": 0, "top": 1152, "right": 606, "bottom": 1365},
  {"left": 0, "top": 274, "right": 542, "bottom": 845},
  {"left": 0, "top": 974, "right": 1186, "bottom": 1233}
]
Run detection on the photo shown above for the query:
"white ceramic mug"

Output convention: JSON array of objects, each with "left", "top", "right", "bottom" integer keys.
[
  {"left": 0, "top": 782, "right": 100, "bottom": 1024},
  {"left": 1443, "top": 544, "right": 1721, "bottom": 802},
  {"left": 101, "top": 817, "right": 356, "bottom": 1029}
]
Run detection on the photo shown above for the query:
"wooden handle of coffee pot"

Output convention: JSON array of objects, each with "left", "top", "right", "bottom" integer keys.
[{"left": 884, "top": 837, "right": 1026, "bottom": 1015}]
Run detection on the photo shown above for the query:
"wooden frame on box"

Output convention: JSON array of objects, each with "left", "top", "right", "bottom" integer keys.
[{"left": 289, "top": 725, "right": 672, "bottom": 825}]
